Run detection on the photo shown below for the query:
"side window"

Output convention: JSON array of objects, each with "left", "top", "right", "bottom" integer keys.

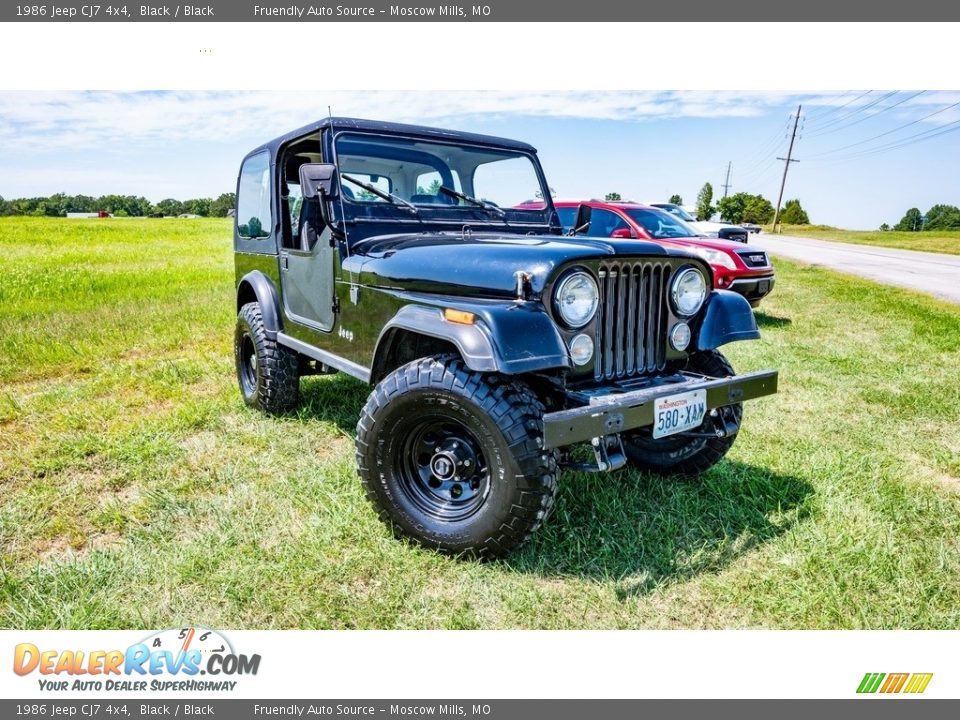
[
  {"left": 589, "top": 209, "right": 629, "bottom": 237},
  {"left": 286, "top": 182, "right": 303, "bottom": 249},
  {"left": 237, "top": 152, "right": 272, "bottom": 239},
  {"left": 555, "top": 207, "right": 577, "bottom": 232}
]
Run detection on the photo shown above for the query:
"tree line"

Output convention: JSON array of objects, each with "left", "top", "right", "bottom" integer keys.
[
  {"left": 681, "top": 183, "right": 810, "bottom": 225},
  {"left": 883, "top": 204, "right": 960, "bottom": 232},
  {"left": 0, "top": 192, "right": 236, "bottom": 218}
]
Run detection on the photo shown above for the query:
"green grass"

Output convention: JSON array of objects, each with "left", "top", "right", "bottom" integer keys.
[
  {"left": 1, "top": 216, "right": 959, "bottom": 629},
  {"left": 770, "top": 224, "right": 960, "bottom": 255}
]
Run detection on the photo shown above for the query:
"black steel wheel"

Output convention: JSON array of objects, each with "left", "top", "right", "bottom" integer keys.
[
  {"left": 234, "top": 302, "right": 300, "bottom": 414},
  {"left": 396, "top": 416, "right": 491, "bottom": 521},
  {"left": 356, "top": 355, "right": 558, "bottom": 559},
  {"left": 622, "top": 349, "right": 742, "bottom": 476}
]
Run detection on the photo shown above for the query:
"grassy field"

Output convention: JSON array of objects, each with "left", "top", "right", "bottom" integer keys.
[
  {"left": 1, "top": 216, "right": 959, "bottom": 629},
  {"left": 770, "top": 224, "right": 960, "bottom": 255}
]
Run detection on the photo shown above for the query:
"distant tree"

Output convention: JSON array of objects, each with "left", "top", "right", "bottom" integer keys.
[
  {"left": 210, "top": 192, "right": 236, "bottom": 217},
  {"left": 668, "top": 194, "right": 683, "bottom": 205},
  {"left": 0, "top": 195, "right": 7, "bottom": 215},
  {"left": 894, "top": 207, "right": 923, "bottom": 232},
  {"left": 717, "top": 194, "right": 747, "bottom": 223},
  {"left": 695, "top": 182, "right": 715, "bottom": 221},
  {"left": 879, "top": 223, "right": 890, "bottom": 232},
  {"left": 742, "top": 195, "right": 775, "bottom": 224},
  {"left": 605, "top": 192, "right": 622, "bottom": 202},
  {"left": 780, "top": 198, "right": 810, "bottom": 225},
  {"left": 156, "top": 198, "right": 184, "bottom": 216},
  {"left": 924, "top": 203, "right": 960, "bottom": 230},
  {"left": 182, "top": 198, "right": 212, "bottom": 216}
]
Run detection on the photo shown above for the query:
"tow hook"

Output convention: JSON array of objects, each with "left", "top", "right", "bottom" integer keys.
[
  {"left": 565, "top": 434, "right": 627, "bottom": 473},
  {"left": 709, "top": 407, "right": 741, "bottom": 438}
]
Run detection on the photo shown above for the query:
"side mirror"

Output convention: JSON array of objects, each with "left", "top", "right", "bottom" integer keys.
[
  {"left": 571, "top": 204, "right": 592, "bottom": 235},
  {"left": 611, "top": 227, "right": 633, "bottom": 239},
  {"left": 299, "top": 163, "right": 338, "bottom": 200}
]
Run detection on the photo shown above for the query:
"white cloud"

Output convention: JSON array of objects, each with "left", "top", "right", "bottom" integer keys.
[{"left": 0, "top": 90, "right": 862, "bottom": 153}]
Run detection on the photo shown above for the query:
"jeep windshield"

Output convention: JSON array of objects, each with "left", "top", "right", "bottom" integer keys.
[
  {"left": 624, "top": 207, "right": 700, "bottom": 239},
  {"left": 333, "top": 133, "right": 552, "bottom": 225}
]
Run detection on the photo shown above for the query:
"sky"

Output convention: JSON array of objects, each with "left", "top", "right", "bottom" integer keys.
[{"left": 0, "top": 90, "right": 957, "bottom": 229}]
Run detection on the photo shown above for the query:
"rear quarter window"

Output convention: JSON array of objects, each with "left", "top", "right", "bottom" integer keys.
[{"left": 236, "top": 151, "right": 272, "bottom": 239}]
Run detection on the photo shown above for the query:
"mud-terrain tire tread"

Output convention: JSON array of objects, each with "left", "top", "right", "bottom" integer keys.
[
  {"left": 356, "top": 355, "right": 558, "bottom": 559},
  {"left": 235, "top": 302, "right": 300, "bottom": 414}
]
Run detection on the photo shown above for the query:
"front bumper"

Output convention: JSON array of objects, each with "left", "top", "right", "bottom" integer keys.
[
  {"left": 542, "top": 369, "right": 778, "bottom": 449},
  {"left": 729, "top": 275, "right": 775, "bottom": 303}
]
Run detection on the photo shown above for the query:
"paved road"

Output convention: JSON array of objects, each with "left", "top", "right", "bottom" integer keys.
[{"left": 748, "top": 233, "right": 960, "bottom": 304}]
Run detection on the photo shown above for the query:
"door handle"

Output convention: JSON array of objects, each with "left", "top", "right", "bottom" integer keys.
[{"left": 280, "top": 255, "right": 289, "bottom": 271}]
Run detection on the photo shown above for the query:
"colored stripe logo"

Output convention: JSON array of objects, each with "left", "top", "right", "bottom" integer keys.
[{"left": 857, "top": 672, "right": 933, "bottom": 694}]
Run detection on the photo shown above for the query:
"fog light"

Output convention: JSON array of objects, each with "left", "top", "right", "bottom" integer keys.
[
  {"left": 669, "top": 322, "right": 692, "bottom": 351},
  {"left": 569, "top": 333, "right": 594, "bottom": 366}
]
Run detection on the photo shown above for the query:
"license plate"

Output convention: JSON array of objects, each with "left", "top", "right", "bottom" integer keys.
[
  {"left": 652, "top": 389, "right": 707, "bottom": 439},
  {"left": 758, "top": 280, "right": 770, "bottom": 293}
]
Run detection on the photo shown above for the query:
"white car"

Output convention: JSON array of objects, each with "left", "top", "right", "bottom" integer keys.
[{"left": 650, "top": 203, "right": 749, "bottom": 243}]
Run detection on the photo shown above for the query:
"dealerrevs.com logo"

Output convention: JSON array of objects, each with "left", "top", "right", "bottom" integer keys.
[
  {"left": 13, "top": 627, "right": 261, "bottom": 692},
  {"left": 857, "top": 673, "right": 933, "bottom": 694}
]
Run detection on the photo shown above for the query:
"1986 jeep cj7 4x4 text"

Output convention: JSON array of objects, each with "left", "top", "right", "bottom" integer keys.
[{"left": 233, "top": 117, "right": 778, "bottom": 558}]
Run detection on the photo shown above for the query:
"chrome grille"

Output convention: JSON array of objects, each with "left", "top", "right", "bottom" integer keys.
[
  {"left": 737, "top": 250, "right": 769, "bottom": 268},
  {"left": 594, "top": 262, "right": 671, "bottom": 380}
]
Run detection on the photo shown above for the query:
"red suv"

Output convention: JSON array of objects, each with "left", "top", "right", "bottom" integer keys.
[{"left": 553, "top": 200, "right": 775, "bottom": 307}]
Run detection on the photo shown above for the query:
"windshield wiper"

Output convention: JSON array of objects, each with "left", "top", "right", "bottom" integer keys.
[
  {"left": 438, "top": 186, "right": 506, "bottom": 218},
  {"left": 341, "top": 174, "right": 418, "bottom": 214}
]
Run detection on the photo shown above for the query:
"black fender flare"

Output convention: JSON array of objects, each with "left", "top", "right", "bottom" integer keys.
[
  {"left": 695, "top": 289, "right": 760, "bottom": 351},
  {"left": 372, "top": 303, "right": 570, "bottom": 382},
  {"left": 236, "top": 270, "right": 282, "bottom": 339}
]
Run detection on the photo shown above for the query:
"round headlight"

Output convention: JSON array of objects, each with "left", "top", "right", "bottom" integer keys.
[
  {"left": 669, "top": 322, "right": 692, "bottom": 351},
  {"left": 569, "top": 333, "right": 594, "bottom": 366},
  {"left": 554, "top": 271, "right": 599, "bottom": 328},
  {"left": 671, "top": 267, "right": 707, "bottom": 317}
]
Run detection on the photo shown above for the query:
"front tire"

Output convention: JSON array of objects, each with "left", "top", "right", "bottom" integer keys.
[
  {"left": 622, "top": 350, "right": 742, "bottom": 476},
  {"left": 356, "top": 356, "right": 558, "bottom": 559},
  {"left": 234, "top": 301, "right": 300, "bottom": 414}
]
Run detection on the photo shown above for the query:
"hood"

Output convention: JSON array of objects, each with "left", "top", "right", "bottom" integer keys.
[
  {"left": 654, "top": 236, "right": 750, "bottom": 252},
  {"left": 346, "top": 231, "right": 688, "bottom": 298},
  {"left": 692, "top": 220, "right": 742, "bottom": 232}
]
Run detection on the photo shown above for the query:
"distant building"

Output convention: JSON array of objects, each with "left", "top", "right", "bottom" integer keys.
[{"left": 66, "top": 211, "right": 112, "bottom": 219}]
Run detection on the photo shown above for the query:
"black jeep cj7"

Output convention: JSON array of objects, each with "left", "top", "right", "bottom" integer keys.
[{"left": 233, "top": 117, "right": 778, "bottom": 558}]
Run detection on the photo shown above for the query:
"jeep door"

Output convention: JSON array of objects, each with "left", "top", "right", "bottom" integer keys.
[{"left": 278, "top": 162, "right": 337, "bottom": 332}]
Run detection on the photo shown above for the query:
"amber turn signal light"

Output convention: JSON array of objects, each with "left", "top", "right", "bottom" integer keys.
[{"left": 443, "top": 309, "right": 476, "bottom": 325}]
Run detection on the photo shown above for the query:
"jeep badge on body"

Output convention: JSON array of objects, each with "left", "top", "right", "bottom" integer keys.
[{"left": 232, "top": 117, "right": 778, "bottom": 558}]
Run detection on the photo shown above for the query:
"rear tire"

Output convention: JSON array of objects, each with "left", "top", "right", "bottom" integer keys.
[
  {"left": 622, "top": 350, "right": 742, "bottom": 476},
  {"left": 356, "top": 356, "right": 558, "bottom": 559},
  {"left": 234, "top": 301, "right": 300, "bottom": 414}
]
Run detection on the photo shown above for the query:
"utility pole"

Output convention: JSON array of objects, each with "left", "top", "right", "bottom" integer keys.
[
  {"left": 721, "top": 161, "right": 732, "bottom": 198},
  {"left": 772, "top": 105, "right": 801, "bottom": 234}
]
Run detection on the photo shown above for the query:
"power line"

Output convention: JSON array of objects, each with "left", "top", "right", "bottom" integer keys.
[
  {"left": 805, "top": 90, "right": 899, "bottom": 136},
  {"left": 806, "top": 100, "right": 960, "bottom": 158},
  {"left": 803, "top": 90, "right": 872, "bottom": 126},
  {"left": 738, "top": 116, "right": 792, "bottom": 169},
  {"left": 809, "top": 116, "right": 960, "bottom": 164},
  {"left": 803, "top": 91, "right": 925, "bottom": 139}
]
